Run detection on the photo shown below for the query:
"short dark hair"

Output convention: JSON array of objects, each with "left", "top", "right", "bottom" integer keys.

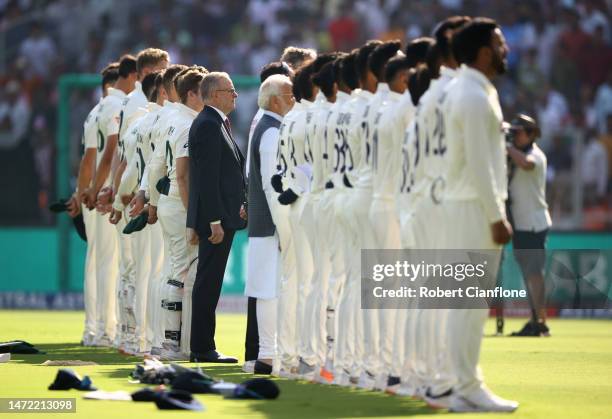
[
  {"left": 154, "top": 70, "right": 164, "bottom": 97},
  {"left": 118, "top": 54, "right": 137, "bottom": 78},
  {"left": 339, "top": 50, "right": 359, "bottom": 90},
  {"left": 452, "top": 17, "right": 499, "bottom": 65},
  {"left": 433, "top": 16, "right": 471, "bottom": 61},
  {"left": 426, "top": 17, "right": 471, "bottom": 78},
  {"left": 173, "top": 65, "right": 208, "bottom": 92},
  {"left": 280, "top": 46, "right": 317, "bottom": 70},
  {"left": 312, "top": 61, "right": 337, "bottom": 99},
  {"left": 405, "top": 37, "right": 435, "bottom": 68},
  {"left": 408, "top": 65, "right": 432, "bottom": 105},
  {"left": 176, "top": 69, "right": 206, "bottom": 104},
  {"left": 101, "top": 62, "right": 119, "bottom": 88},
  {"left": 260, "top": 61, "right": 292, "bottom": 83},
  {"left": 384, "top": 56, "right": 412, "bottom": 83},
  {"left": 136, "top": 48, "right": 169, "bottom": 74},
  {"left": 141, "top": 70, "right": 160, "bottom": 101},
  {"left": 368, "top": 40, "right": 402, "bottom": 81},
  {"left": 293, "top": 64, "right": 314, "bottom": 102},
  {"left": 162, "top": 64, "right": 188, "bottom": 94},
  {"left": 356, "top": 40, "right": 383, "bottom": 82}
]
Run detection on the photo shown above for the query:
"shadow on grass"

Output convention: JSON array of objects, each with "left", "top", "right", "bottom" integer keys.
[
  {"left": 186, "top": 365, "right": 439, "bottom": 419},
  {"left": 9, "top": 342, "right": 142, "bottom": 365}
]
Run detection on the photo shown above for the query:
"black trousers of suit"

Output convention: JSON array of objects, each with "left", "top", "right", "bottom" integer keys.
[
  {"left": 190, "top": 228, "right": 236, "bottom": 353},
  {"left": 244, "top": 297, "right": 259, "bottom": 361}
]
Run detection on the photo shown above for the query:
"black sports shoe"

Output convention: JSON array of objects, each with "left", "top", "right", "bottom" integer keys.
[
  {"left": 510, "top": 321, "right": 539, "bottom": 336},
  {"left": 537, "top": 322, "right": 551, "bottom": 337}
]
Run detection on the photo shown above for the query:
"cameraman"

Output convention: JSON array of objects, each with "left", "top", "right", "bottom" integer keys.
[{"left": 506, "top": 114, "right": 552, "bottom": 336}]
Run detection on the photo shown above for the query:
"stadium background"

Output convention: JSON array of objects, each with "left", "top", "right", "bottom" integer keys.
[{"left": 0, "top": 0, "right": 611, "bottom": 310}]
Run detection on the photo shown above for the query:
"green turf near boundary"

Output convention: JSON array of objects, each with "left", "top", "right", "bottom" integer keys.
[{"left": 0, "top": 311, "right": 611, "bottom": 419}]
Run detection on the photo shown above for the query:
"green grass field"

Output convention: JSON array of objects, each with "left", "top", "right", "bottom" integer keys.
[{"left": 1, "top": 311, "right": 611, "bottom": 419}]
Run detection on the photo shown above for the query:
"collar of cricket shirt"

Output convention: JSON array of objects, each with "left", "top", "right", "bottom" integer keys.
[
  {"left": 376, "top": 82, "right": 390, "bottom": 95},
  {"left": 107, "top": 87, "right": 126, "bottom": 98},
  {"left": 336, "top": 90, "right": 350, "bottom": 103},
  {"left": 440, "top": 65, "right": 458, "bottom": 80},
  {"left": 460, "top": 64, "right": 495, "bottom": 92},
  {"left": 175, "top": 102, "right": 199, "bottom": 118},
  {"left": 146, "top": 102, "right": 161, "bottom": 112}
]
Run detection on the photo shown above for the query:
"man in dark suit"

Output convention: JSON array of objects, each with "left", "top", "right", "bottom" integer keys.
[{"left": 187, "top": 72, "right": 247, "bottom": 363}]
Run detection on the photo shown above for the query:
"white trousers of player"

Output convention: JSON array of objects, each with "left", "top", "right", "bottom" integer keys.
[
  {"left": 287, "top": 196, "right": 313, "bottom": 371},
  {"left": 147, "top": 217, "right": 170, "bottom": 351},
  {"left": 113, "top": 213, "right": 135, "bottom": 349},
  {"left": 181, "top": 254, "right": 198, "bottom": 355},
  {"left": 269, "top": 199, "right": 296, "bottom": 367},
  {"left": 296, "top": 194, "right": 323, "bottom": 369},
  {"left": 397, "top": 206, "right": 423, "bottom": 388},
  {"left": 347, "top": 187, "right": 380, "bottom": 381},
  {"left": 158, "top": 194, "right": 193, "bottom": 354},
  {"left": 320, "top": 188, "right": 346, "bottom": 372},
  {"left": 369, "top": 196, "right": 401, "bottom": 378},
  {"left": 81, "top": 205, "right": 97, "bottom": 344},
  {"left": 93, "top": 210, "right": 118, "bottom": 343},
  {"left": 413, "top": 197, "right": 455, "bottom": 395},
  {"left": 443, "top": 200, "right": 501, "bottom": 398},
  {"left": 300, "top": 193, "right": 330, "bottom": 369},
  {"left": 353, "top": 188, "right": 380, "bottom": 379},
  {"left": 332, "top": 187, "right": 363, "bottom": 380},
  {"left": 131, "top": 220, "right": 163, "bottom": 353}
]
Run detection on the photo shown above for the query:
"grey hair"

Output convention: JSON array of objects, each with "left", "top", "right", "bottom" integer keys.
[
  {"left": 257, "top": 74, "right": 292, "bottom": 110},
  {"left": 200, "top": 71, "right": 231, "bottom": 100}
]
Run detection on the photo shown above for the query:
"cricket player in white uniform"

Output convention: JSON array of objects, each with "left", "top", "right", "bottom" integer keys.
[
  {"left": 299, "top": 83, "right": 335, "bottom": 381},
  {"left": 110, "top": 70, "right": 164, "bottom": 354},
  {"left": 403, "top": 16, "right": 472, "bottom": 409},
  {"left": 148, "top": 68, "right": 205, "bottom": 360},
  {"left": 368, "top": 54, "right": 415, "bottom": 392},
  {"left": 350, "top": 41, "right": 400, "bottom": 390},
  {"left": 332, "top": 41, "right": 380, "bottom": 386},
  {"left": 110, "top": 49, "right": 169, "bottom": 350},
  {"left": 318, "top": 56, "right": 356, "bottom": 382},
  {"left": 276, "top": 62, "right": 319, "bottom": 378},
  {"left": 68, "top": 63, "right": 120, "bottom": 346},
  {"left": 122, "top": 64, "right": 185, "bottom": 353},
  {"left": 85, "top": 55, "right": 138, "bottom": 346},
  {"left": 440, "top": 19, "right": 517, "bottom": 412},
  {"left": 141, "top": 64, "right": 188, "bottom": 353},
  {"left": 274, "top": 96, "right": 311, "bottom": 378}
]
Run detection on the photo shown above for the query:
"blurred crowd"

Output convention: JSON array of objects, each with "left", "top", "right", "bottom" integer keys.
[{"left": 0, "top": 0, "right": 611, "bottom": 228}]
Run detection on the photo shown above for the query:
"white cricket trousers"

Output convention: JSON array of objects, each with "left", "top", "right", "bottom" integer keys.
[
  {"left": 114, "top": 212, "right": 135, "bottom": 348},
  {"left": 300, "top": 193, "right": 330, "bottom": 368},
  {"left": 157, "top": 194, "right": 194, "bottom": 352},
  {"left": 369, "top": 197, "right": 402, "bottom": 378},
  {"left": 285, "top": 197, "right": 313, "bottom": 370},
  {"left": 81, "top": 205, "right": 97, "bottom": 341},
  {"left": 93, "top": 210, "right": 118, "bottom": 341},
  {"left": 332, "top": 188, "right": 363, "bottom": 378},
  {"left": 346, "top": 187, "right": 379, "bottom": 376},
  {"left": 443, "top": 200, "right": 501, "bottom": 397},
  {"left": 412, "top": 197, "right": 455, "bottom": 395},
  {"left": 320, "top": 188, "right": 346, "bottom": 371},
  {"left": 269, "top": 199, "right": 297, "bottom": 368}
]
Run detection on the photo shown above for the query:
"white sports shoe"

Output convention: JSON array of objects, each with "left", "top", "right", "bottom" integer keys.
[
  {"left": 81, "top": 332, "right": 96, "bottom": 347},
  {"left": 450, "top": 386, "right": 519, "bottom": 413},
  {"left": 242, "top": 360, "right": 255, "bottom": 373},
  {"left": 159, "top": 350, "right": 189, "bottom": 361},
  {"left": 356, "top": 371, "right": 376, "bottom": 390},
  {"left": 423, "top": 388, "right": 453, "bottom": 409},
  {"left": 93, "top": 334, "right": 113, "bottom": 347},
  {"left": 332, "top": 370, "right": 352, "bottom": 387}
]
